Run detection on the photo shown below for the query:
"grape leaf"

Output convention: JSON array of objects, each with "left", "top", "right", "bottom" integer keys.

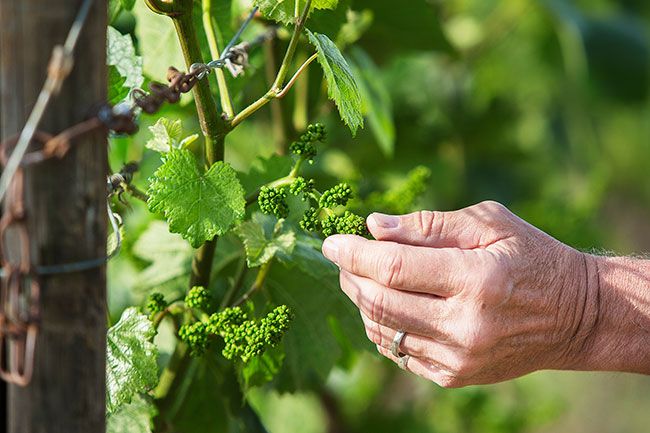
[
  {"left": 147, "top": 149, "right": 246, "bottom": 248},
  {"left": 267, "top": 235, "right": 369, "bottom": 391},
  {"left": 146, "top": 118, "right": 182, "bottom": 153},
  {"left": 108, "top": 65, "right": 129, "bottom": 106},
  {"left": 236, "top": 213, "right": 296, "bottom": 267},
  {"left": 133, "top": 1, "right": 185, "bottom": 82},
  {"left": 107, "top": 394, "right": 156, "bottom": 433},
  {"left": 145, "top": 118, "right": 198, "bottom": 153},
  {"left": 238, "top": 154, "right": 294, "bottom": 196},
  {"left": 238, "top": 348, "right": 285, "bottom": 390},
  {"left": 131, "top": 221, "right": 192, "bottom": 294},
  {"left": 253, "top": 0, "right": 339, "bottom": 25},
  {"left": 107, "top": 26, "right": 144, "bottom": 91},
  {"left": 348, "top": 47, "right": 395, "bottom": 157},
  {"left": 306, "top": 30, "right": 363, "bottom": 135},
  {"left": 163, "top": 354, "right": 267, "bottom": 433},
  {"left": 106, "top": 308, "right": 158, "bottom": 415}
]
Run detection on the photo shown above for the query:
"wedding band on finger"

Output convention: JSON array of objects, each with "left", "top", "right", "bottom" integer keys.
[
  {"left": 390, "top": 330, "right": 407, "bottom": 358},
  {"left": 398, "top": 355, "right": 410, "bottom": 370}
]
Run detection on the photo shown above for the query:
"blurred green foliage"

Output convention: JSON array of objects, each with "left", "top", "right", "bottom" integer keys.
[{"left": 108, "top": 0, "right": 650, "bottom": 431}]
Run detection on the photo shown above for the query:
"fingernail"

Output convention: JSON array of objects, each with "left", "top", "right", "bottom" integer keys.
[
  {"left": 322, "top": 237, "right": 341, "bottom": 264},
  {"left": 369, "top": 213, "right": 399, "bottom": 229}
]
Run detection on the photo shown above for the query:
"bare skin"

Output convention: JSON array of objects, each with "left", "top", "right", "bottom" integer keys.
[{"left": 321, "top": 201, "right": 650, "bottom": 387}]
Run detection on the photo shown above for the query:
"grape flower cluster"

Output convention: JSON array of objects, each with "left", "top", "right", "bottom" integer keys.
[
  {"left": 179, "top": 305, "right": 293, "bottom": 362},
  {"left": 258, "top": 186, "right": 289, "bottom": 219},
  {"left": 185, "top": 285, "right": 210, "bottom": 310},
  {"left": 146, "top": 292, "right": 167, "bottom": 318},
  {"left": 256, "top": 123, "right": 368, "bottom": 237},
  {"left": 319, "top": 183, "right": 353, "bottom": 208},
  {"left": 288, "top": 122, "right": 326, "bottom": 163},
  {"left": 178, "top": 321, "right": 209, "bottom": 356},
  {"left": 289, "top": 176, "right": 314, "bottom": 199}
]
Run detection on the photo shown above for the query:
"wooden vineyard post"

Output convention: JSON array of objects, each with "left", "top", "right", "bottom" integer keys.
[{"left": 0, "top": 0, "right": 108, "bottom": 432}]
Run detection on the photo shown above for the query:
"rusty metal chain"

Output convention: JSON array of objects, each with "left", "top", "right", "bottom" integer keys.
[{"left": 0, "top": 66, "right": 203, "bottom": 386}]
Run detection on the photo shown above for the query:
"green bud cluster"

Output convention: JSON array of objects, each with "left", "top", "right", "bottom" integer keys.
[
  {"left": 289, "top": 123, "right": 326, "bottom": 162},
  {"left": 299, "top": 207, "right": 322, "bottom": 232},
  {"left": 258, "top": 186, "right": 289, "bottom": 219},
  {"left": 321, "top": 211, "right": 368, "bottom": 237},
  {"left": 179, "top": 322, "right": 208, "bottom": 356},
  {"left": 289, "top": 176, "right": 314, "bottom": 199},
  {"left": 206, "top": 306, "right": 246, "bottom": 335},
  {"left": 146, "top": 292, "right": 167, "bottom": 316},
  {"left": 206, "top": 306, "right": 292, "bottom": 363},
  {"left": 319, "top": 183, "right": 353, "bottom": 208},
  {"left": 185, "top": 286, "right": 210, "bottom": 310}
]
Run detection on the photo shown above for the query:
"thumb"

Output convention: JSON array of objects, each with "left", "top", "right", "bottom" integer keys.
[{"left": 366, "top": 210, "right": 480, "bottom": 249}]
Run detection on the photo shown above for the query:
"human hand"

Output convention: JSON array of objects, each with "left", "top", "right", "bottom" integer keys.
[{"left": 321, "top": 201, "right": 601, "bottom": 387}]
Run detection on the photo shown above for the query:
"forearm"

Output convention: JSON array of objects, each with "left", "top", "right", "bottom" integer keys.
[{"left": 578, "top": 255, "right": 650, "bottom": 374}]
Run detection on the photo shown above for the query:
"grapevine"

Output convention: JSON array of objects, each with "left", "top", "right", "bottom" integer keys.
[{"left": 100, "top": 0, "right": 430, "bottom": 430}]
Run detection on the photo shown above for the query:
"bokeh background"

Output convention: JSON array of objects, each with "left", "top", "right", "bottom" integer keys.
[{"left": 109, "top": 0, "right": 650, "bottom": 431}]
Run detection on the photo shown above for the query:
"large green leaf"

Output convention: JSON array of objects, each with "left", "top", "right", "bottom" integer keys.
[
  {"left": 306, "top": 30, "right": 364, "bottom": 135},
  {"left": 107, "top": 26, "right": 144, "bottom": 90},
  {"left": 107, "top": 394, "right": 156, "bottom": 433},
  {"left": 238, "top": 348, "right": 285, "bottom": 391},
  {"left": 133, "top": 1, "right": 186, "bottom": 81},
  {"left": 348, "top": 47, "right": 395, "bottom": 157},
  {"left": 253, "top": 0, "right": 338, "bottom": 25},
  {"left": 163, "top": 353, "right": 268, "bottom": 433},
  {"left": 106, "top": 308, "right": 158, "bottom": 415},
  {"left": 236, "top": 213, "right": 296, "bottom": 267},
  {"left": 131, "top": 221, "right": 192, "bottom": 294},
  {"left": 268, "top": 235, "right": 369, "bottom": 391},
  {"left": 147, "top": 150, "right": 246, "bottom": 248}
]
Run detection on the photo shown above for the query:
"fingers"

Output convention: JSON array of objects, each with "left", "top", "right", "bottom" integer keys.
[
  {"left": 360, "top": 312, "right": 453, "bottom": 362},
  {"left": 375, "top": 346, "right": 462, "bottom": 388},
  {"left": 323, "top": 235, "right": 474, "bottom": 296},
  {"left": 366, "top": 201, "right": 514, "bottom": 249},
  {"left": 340, "top": 271, "right": 449, "bottom": 337}
]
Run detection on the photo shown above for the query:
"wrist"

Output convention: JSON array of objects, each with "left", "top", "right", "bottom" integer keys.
[{"left": 569, "top": 254, "right": 650, "bottom": 374}]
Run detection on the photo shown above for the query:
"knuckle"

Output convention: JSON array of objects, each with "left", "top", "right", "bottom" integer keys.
[
  {"left": 435, "top": 374, "right": 464, "bottom": 389},
  {"left": 475, "top": 258, "right": 512, "bottom": 304},
  {"left": 476, "top": 200, "right": 509, "bottom": 219},
  {"left": 380, "top": 249, "right": 404, "bottom": 288},
  {"left": 369, "top": 289, "right": 387, "bottom": 324},
  {"left": 461, "top": 323, "right": 491, "bottom": 355},
  {"left": 415, "top": 210, "right": 441, "bottom": 240},
  {"left": 449, "top": 355, "right": 481, "bottom": 378},
  {"left": 347, "top": 245, "right": 361, "bottom": 274}
]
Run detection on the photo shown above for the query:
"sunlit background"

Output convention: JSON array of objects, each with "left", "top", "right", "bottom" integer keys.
[{"left": 109, "top": 0, "right": 650, "bottom": 431}]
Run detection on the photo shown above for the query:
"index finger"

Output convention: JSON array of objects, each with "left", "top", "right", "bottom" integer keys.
[{"left": 322, "top": 234, "right": 473, "bottom": 297}]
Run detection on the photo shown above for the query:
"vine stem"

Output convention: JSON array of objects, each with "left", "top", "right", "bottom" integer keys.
[
  {"left": 276, "top": 52, "right": 317, "bottom": 98},
  {"left": 219, "top": 256, "right": 248, "bottom": 309},
  {"left": 233, "top": 260, "right": 273, "bottom": 307},
  {"left": 229, "top": 0, "right": 313, "bottom": 128},
  {"left": 146, "top": 1, "right": 227, "bottom": 420},
  {"left": 264, "top": 40, "right": 287, "bottom": 154},
  {"left": 201, "top": 0, "right": 235, "bottom": 118},
  {"left": 244, "top": 156, "right": 306, "bottom": 205}
]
